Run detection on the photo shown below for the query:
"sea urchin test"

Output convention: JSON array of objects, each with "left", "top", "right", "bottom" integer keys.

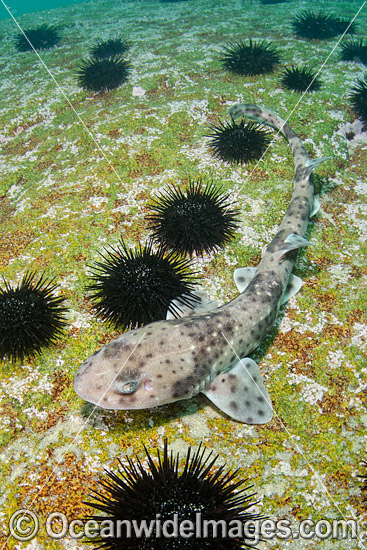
[{"left": 74, "top": 104, "right": 327, "bottom": 424}]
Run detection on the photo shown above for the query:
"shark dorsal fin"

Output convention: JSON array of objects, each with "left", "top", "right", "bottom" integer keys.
[
  {"left": 166, "top": 290, "right": 218, "bottom": 320},
  {"left": 234, "top": 267, "right": 257, "bottom": 293}
]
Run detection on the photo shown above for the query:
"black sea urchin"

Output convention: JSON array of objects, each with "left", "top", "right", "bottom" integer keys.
[
  {"left": 221, "top": 39, "right": 281, "bottom": 76},
  {"left": 77, "top": 57, "right": 131, "bottom": 92},
  {"left": 280, "top": 66, "right": 322, "bottom": 93},
  {"left": 87, "top": 239, "right": 198, "bottom": 328},
  {"left": 206, "top": 119, "right": 272, "bottom": 165},
  {"left": 340, "top": 39, "right": 367, "bottom": 66},
  {"left": 14, "top": 24, "right": 61, "bottom": 52},
  {"left": 291, "top": 11, "right": 357, "bottom": 40},
  {"left": 0, "top": 272, "right": 68, "bottom": 362},
  {"left": 147, "top": 180, "right": 240, "bottom": 256},
  {"left": 84, "top": 440, "right": 262, "bottom": 549},
  {"left": 90, "top": 37, "right": 130, "bottom": 60},
  {"left": 349, "top": 76, "right": 367, "bottom": 128}
]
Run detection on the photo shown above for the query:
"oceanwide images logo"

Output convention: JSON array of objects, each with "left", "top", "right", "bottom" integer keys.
[{"left": 8, "top": 509, "right": 360, "bottom": 543}]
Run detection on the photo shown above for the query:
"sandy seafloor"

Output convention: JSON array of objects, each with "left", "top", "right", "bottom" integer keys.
[{"left": 0, "top": 0, "right": 367, "bottom": 548}]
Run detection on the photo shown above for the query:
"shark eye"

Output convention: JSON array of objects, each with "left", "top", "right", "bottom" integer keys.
[{"left": 118, "top": 381, "right": 139, "bottom": 394}]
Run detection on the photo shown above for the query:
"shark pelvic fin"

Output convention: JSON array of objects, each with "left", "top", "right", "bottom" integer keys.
[
  {"left": 234, "top": 267, "right": 257, "bottom": 293},
  {"left": 202, "top": 358, "right": 273, "bottom": 424},
  {"left": 310, "top": 196, "right": 321, "bottom": 217},
  {"left": 281, "top": 274, "right": 303, "bottom": 304}
]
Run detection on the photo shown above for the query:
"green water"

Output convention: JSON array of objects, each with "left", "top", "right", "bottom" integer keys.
[{"left": 0, "top": 0, "right": 90, "bottom": 19}]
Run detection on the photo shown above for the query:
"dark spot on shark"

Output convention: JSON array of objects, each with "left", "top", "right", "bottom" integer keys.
[
  {"left": 257, "top": 409, "right": 264, "bottom": 416},
  {"left": 245, "top": 400, "right": 250, "bottom": 407},
  {"left": 230, "top": 400, "right": 238, "bottom": 411},
  {"left": 103, "top": 345, "right": 119, "bottom": 359},
  {"left": 257, "top": 396, "right": 264, "bottom": 402}
]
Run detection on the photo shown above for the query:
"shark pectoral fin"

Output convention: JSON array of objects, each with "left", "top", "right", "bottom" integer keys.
[
  {"left": 281, "top": 274, "right": 303, "bottom": 304},
  {"left": 310, "top": 196, "right": 320, "bottom": 218},
  {"left": 202, "top": 358, "right": 273, "bottom": 424},
  {"left": 166, "top": 290, "right": 218, "bottom": 320},
  {"left": 234, "top": 267, "right": 257, "bottom": 293}
]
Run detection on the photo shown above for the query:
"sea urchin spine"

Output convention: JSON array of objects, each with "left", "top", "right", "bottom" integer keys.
[
  {"left": 220, "top": 39, "right": 281, "bottom": 76},
  {"left": 14, "top": 24, "right": 61, "bottom": 52},
  {"left": 0, "top": 272, "right": 68, "bottom": 362},
  {"left": 87, "top": 239, "right": 199, "bottom": 328},
  {"left": 84, "top": 439, "right": 262, "bottom": 549},
  {"left": 147, "top": 179, "right": 240, "bottom": 256},
  {"left": 90, "top": 37, "right": 130, "bottom": 60},
  {"left": 340, "top": 39, "right": 367, "bottom": 66},
  {"left": 77, "top": 56, "right": 131, "bottom": 92},
  {"left": 349, "top": 76, "right": 367, "bottom": 128},
  {"left": 206, "top": 118, "right": 272, "bottom": 165},
  {"left": 280, "top": 66, "right": 322, "bottom": 93},
  {"left": 291, "top": 10, "right": 357, "bottom": 40}
]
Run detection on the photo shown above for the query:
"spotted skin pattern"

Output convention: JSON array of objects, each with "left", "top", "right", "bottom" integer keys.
[{"left": 74, "top": 104, "right": 327, "bottom": 424}]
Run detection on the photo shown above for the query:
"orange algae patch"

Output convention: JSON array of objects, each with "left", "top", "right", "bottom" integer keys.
[{"left": 16, "top": 452, "right": 98, "bottom": 522}]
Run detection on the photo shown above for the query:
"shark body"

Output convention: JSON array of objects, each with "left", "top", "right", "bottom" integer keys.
[{"left": 74, "top": 104, "right": 327, "bottom": 424}]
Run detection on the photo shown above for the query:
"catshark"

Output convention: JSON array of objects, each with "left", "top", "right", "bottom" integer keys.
[{"left": 74, "top": 104, "right": 327, "bottom": 424}]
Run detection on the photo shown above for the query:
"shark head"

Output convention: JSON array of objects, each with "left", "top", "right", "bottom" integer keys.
[
  {"left": 74, "top": 320, "right": 210, "bottom": 410},
  {"left": 74, "top": 313, "right": 273, "bottom": 425}
]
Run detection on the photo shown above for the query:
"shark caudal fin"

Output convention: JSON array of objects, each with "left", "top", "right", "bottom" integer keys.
[{"left": 202, "top": 358, "right": 273, "bottom": 424}]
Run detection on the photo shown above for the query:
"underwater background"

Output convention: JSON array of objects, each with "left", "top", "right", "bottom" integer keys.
[{"left": 0, "top": 0, "right": 367, "bottom": 548}]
